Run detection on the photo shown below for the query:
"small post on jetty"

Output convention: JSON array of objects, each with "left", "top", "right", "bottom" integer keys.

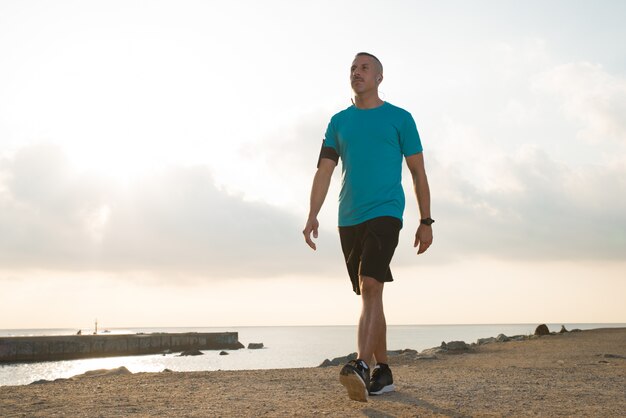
[{"left": 94, "top": 319, "right": 98, "bottom": 335}]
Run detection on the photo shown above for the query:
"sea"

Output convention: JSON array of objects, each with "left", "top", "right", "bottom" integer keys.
[{"left": 1, "top": 323, "right": 623, "bottom": 387}]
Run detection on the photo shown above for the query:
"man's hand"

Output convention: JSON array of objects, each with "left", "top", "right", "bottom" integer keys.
[
  {"left": 414, "top": 224, "right": 433, "bottom": 254},
  {"left": 303, "top": 217, "right": 320, "bottom": 250}
]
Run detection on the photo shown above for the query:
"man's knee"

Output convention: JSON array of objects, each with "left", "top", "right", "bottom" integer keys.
[{"left": 359, "top": 275, "right": 383, "bottom": 298}]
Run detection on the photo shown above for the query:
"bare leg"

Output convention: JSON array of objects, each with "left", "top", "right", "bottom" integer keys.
[{"left": 357, "top": 275, "right": 388, "bottom": 366}]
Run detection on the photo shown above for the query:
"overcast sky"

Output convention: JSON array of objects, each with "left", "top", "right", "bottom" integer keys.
[{"left": 1, "top": 0, "right": 625, "bottom": 329}]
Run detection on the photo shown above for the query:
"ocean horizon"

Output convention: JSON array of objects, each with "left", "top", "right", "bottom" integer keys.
[{"left": 1, "top": 323, "right": 624, "bottom": 387}]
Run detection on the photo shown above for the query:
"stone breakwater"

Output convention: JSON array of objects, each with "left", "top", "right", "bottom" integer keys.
[
  {"left": 318, "top": 324, "right": 584, "bottom": 366},
  {"left": 0, "top": 332, "right": 244, "bottom": 363}
]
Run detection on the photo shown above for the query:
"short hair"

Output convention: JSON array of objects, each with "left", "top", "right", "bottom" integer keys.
[{"left": 355, "top": 52, "right": 383, "bottom": 73}]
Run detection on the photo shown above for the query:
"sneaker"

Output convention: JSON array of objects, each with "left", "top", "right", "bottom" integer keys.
[
  {"left": 369, "top": 363, "right": 395, "bottom": 395},
  {"left": 339, "top": 359, "right": 370, "bottom": 402}
]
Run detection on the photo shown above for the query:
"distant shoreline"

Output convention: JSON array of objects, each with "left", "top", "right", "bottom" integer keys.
[{"left": 3, "top": 322, "right": 626, "bottom": 337}]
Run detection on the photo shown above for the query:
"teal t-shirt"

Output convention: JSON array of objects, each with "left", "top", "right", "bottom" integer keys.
[{"left": 323, "top": 102, "right": 423, "bottom": 227}]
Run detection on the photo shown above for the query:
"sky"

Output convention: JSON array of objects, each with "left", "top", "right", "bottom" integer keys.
[{"left": 1, "top": 0, "right": 625, "bottom": 329}]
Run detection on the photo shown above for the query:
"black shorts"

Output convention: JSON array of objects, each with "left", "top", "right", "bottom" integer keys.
[{"left": 339, "top": 216, "right": 402, "bottom": 295}]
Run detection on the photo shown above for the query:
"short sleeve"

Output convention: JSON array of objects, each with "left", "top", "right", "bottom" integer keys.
[
  {"left": 323, "top": 119, "right": 338, "bottom": 152},
  {"left": 399, "top": 113, "right": 423, "bottom": 156},
  {"left": 317, "top": 119, "right": 340, "bottom": 167}
]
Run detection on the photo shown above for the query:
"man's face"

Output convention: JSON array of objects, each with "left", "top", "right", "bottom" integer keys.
[{"left": 350, "top": 55, "right": 380, "bottom": 94}]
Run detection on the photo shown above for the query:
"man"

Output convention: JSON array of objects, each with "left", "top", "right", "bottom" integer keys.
[{"left": 302, "top": 52, "right": 433, "bottom": 402}]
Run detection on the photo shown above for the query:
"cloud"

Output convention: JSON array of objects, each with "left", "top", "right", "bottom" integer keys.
[
  {"left": 235, "top": 109, "right": 336, "bottom": 208},
  {"left": 402, "top": 146, "right": 626, "bottom": 264},
  {"left": 532, "top": 62, "right": 626, "bottom": 144},
  {"left": 390, "top": 45, "right": 626, "bottom": 264},
  {"left": 0, "top": 144, "right": 341, "bottom": 277}
]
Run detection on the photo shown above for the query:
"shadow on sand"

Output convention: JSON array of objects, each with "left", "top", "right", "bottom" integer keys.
[{"left": 361, "top": 390, "right": 469, "bottom": 418}]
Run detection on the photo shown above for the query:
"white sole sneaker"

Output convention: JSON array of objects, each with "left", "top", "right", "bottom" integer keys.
[
  {"left": 369, "top": 383, "right": 396, "bottom": 395},
  {"left": 339, "top": 371, "right": 368, "bottom": 402}
]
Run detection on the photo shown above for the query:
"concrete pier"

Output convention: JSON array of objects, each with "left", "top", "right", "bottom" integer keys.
[{"left": 0, "top": 332, "right": 244, "bottom": 363}]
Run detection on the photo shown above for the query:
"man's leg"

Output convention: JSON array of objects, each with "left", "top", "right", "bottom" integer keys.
[
  {"left": 358, "top": 275, "right": 396, "bottom": 396},
  {"left": 339, "top": 275, "right": 385, "bottom": 402},
  {"left": 357, "top": 275, "right": 388, "bottom": 366}
]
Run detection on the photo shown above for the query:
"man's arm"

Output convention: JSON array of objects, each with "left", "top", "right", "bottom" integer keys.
[
  {"left": 303, "top": 158, "right": 337, "bottom": 250},
  {"left": 406, "top": 152, "right": 433, "bottom": 254}
]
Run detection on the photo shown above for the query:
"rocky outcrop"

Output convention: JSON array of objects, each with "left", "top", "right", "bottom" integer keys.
[
  {"left": 30, "top": 366, "right": 132, "bottom": 385},
  {"left": 318, "top": 352, "right": 357, "bottom": 367},
  {"left": 442, "top": 341, "right": 471, "bottom": 353},
  {"left": 509, "top": 335, "right": 528, "bottom": 341},
  {"left": 247, "top": 343, "right": 264, "bottom": 349},
  {"left": 411, "top": 341, "right": 472, "bottom": 357},
  {"left": 74, "top": 366, "right": 132, "bottom": 378},
  {"left": 317, "top": 325, "right": 566, "bottom": 367},
  {"left": 560, "top": 325, "right": 569, "bottom": 333},
  {"left": 600, "top": 353, "right": 626, "bottom": 360},
  {"left": 418, "top": 347, "right": 443, "bottom": 356},
  {"left": 178, "top": 349, "right": 203, "bottom": 356},
  {"left": 388, "top": 349, "right": 418, "bottom": 356},
  {"left": 219, "top": 351, "right": 229, "bottom": 355},
  {"left": 535, "top": 324, "right": 550, "bottom": 336}
]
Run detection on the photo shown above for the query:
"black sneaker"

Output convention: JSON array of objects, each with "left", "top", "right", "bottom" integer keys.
[
  {"left": 339, "top": 359, "right": 370, "bottom": 402},
  {"left": 369, "top": 363, "right": 395, "bottom": 395}
]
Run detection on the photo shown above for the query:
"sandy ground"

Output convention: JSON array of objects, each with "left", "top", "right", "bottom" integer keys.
[{"left": 1, "top": 328, "right": 625, "bottom": 417}]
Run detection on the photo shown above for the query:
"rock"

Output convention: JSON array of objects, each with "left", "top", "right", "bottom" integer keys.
[
  {"left": 219, "top": 351, "right": 229, "bottom": 355},
  {"left": 71, "top": 366, "right": 132, "bottom": 379},
  {"left": 83, "top": 366, "right": 131, "bottom": 377},
  {"left": 559, "top": 325, "right": 568, "bottom": 333},
  {"left": 496, "top": 334, "right": 510, "bottom": 342},
  {"left": 432, "top": 341, "right": 471, "bottom": 354},
  {"left": 162, "top": 368, "right": 173, "bottom": 373},
  {"left": 419, "top": 347, "right": 445, "bottom": 356},
  {"left": 510, "top": 335, "right": 527, "bottom": 341},
  {"left": 556, "top": 360, "right": 565, "bottom": 365},
  {"left": 571, "top": 328, "right": 582, "bottom": 332},
  {"left": 477, "top": 337, "right": 497, "bottom": 345},
  {"left": 415, "top": 354, "right": 438, "bottom": 360},
  {"left": 178, "top": 349, "right": 204, "bottom": 356},
  {"left": 247, "top": 343, "right": 264, "bottom": 349},
  {"left": 388, "top": 349, "right": 418, "bottom": 356},
  {"left": 30, "top": 379, "right": 51, "bottom": 385},
  {"left": 318, "top": 359, "right": 333, "bottom": 367},
  {"left": 534, "top": 324, "right": 550, "bottom": 336},
  {"left": 602, "top": 353, "right": 626, "bottom": 359},
  {"left": 445, "top": 341, "right": 470, "bottom": 352},
  {"left": 317, "top": 352, "right": 357, "bottom": 367}
]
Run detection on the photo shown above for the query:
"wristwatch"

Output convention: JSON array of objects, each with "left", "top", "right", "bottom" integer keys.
[{"left": 420, "top": 217, "right": 435, "bottom": 226}]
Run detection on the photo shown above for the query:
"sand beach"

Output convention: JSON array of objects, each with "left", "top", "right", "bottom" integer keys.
[{"left": 1, "top": 327, "right": 624, "bottom": 417}]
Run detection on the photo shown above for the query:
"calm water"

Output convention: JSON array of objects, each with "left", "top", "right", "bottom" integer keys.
[{"left": 1, "top": 323, "right": 623, "bottom": 386}]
